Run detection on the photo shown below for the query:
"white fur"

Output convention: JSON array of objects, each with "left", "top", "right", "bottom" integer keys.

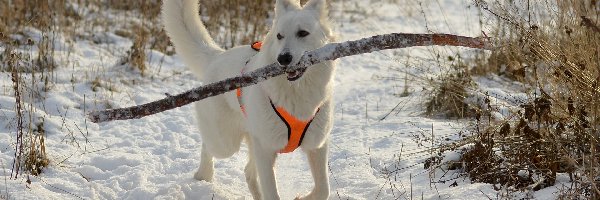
[{"left": 162, "top": 0, "right": 335, "bottom": 199}]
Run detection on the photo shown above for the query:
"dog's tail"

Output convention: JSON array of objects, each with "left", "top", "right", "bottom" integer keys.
[{"left": 162, "top": 0, "right": 223, "bottom": 78}]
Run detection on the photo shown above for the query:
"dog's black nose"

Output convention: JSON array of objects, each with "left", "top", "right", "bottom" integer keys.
[{"left": 277, "top": 53, "right": 293, "bottom": 66}]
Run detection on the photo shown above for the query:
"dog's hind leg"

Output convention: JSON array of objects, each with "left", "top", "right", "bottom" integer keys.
[
  {"left": 192, "top": 100, "right": 243, "bottom": 182},
  {"left": 296, "top": 143, "right": 330, "bottom": 200},
  {"left": 194, "top": 144, "right": 214, "bottom": 182},
  {"left": 244, "top": 137, "right": 261, "bottom": 200}
]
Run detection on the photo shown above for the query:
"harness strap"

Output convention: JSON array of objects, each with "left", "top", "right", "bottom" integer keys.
[
  {"left": 251, "top": 41, "right": 262, "bottom": 52},
  {"left": 237, "top": 42, "right": 262, "bottom": 116},
  {"left": 270, "top": 100, "right": 320, "bottom": 153},
  {"left": 236, "top": 86, "right": 247, "bottom": 117}
]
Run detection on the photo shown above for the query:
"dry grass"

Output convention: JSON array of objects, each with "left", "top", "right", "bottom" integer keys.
[
  {"left": 105, "top": 0, "right": 162, "bottom": 18},
  {"left": 8, "top": 50, "right": 26, "bottom": 178},
  {"left": 439, "top": 0, "right": 600, "bottom": 197},
  {"left": 7, "top": 48, "right": 49, "bottom": 178},
  {"left": 0, "top": 0, "right": 77, "bottom": 33},
  {"left": 1, "top": 0, "right": 64, "bottom": 178},
  {"left": 200, "top": 0, "right": 329, "bottom": 48},
  {"left": 425, "top": 66, "right": 475, "bottom": 119},
  {"left": 199, "top": 0, "right": 272, "bottom": 48},
  {"left": 119, "top": 28, "right": 149, "bottom": 76}
]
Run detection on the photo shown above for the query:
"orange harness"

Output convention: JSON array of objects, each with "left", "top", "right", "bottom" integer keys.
[{"left": 237, "top": 42, "right": 320, "bottom": 153}]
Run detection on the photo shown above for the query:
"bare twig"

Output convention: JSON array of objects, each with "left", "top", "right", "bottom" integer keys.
[
  {"left": 10, "top": 53, "right": 24, "bottom": 179},
  {"left": 89, "top": 33, "right": 492, "bottom": 123}
]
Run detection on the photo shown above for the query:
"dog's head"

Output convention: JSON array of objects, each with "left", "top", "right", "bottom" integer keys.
[{"left": 266, "top": 0, "right": 332, "bottom": 81}]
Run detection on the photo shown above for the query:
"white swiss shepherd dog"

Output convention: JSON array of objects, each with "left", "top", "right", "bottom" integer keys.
[{"left": 162, "top": 0, "right": 335, "bottom": 199}]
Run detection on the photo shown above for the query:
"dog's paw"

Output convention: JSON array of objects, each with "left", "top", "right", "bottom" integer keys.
[
  {"left": 295, "top": 191, "right": 329, "bottom": 200},
  {"left": 294, "top": 195, "right": 312, "bottom": 200},
  {"left": 193, "top": 173, "right": 213, "bottom": 182},
  {"left": 193, "top": 168, "right": 214, "bottom": 182}
]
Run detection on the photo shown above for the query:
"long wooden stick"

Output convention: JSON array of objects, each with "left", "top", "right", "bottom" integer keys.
[{"left": 89, "top": 33, "right": 492, "bottom": 123}]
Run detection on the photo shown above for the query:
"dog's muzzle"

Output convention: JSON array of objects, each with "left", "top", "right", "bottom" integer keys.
[{"left": 278, "top": 53, "right": 305, "bottom": 81}]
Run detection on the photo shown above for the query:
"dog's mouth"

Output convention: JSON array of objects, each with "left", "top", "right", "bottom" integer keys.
[{"left": 286, "top": 68, "right": 306, "bottom": 81}]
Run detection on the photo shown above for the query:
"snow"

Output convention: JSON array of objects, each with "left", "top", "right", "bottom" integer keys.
[{"left": 0, "top": 0, "right": 565, "bottom": 199}]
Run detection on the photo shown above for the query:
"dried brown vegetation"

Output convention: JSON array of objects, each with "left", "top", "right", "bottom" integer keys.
[
  {"left": 120, "top": 29, "right": 149, "bottom": 76},
  {"left": 105, "top": 0, "right": 162, "bottom": 18},
  {"left": 199, "top": 0, "right": 272, "bottom": 48},
  {"left": 7, "top": 49, "right": 49, "bottom": 178},
  {"left": 200, "top": 0, "right": 327, "bottom": 48},
  {"left": 439, "top": 0, "right": 600, "bottom": 198},
  {"left": 1, "top": 1, "right": 58, "bottom": 177},
  {"left": 425, "top": 64, "right": 475, "bottom": 119},
  {"left": 0, "top": 0, "right": 78, "bottom": 33}
]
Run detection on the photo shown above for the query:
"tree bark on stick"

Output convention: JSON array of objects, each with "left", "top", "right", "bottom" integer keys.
[{"left": 89, "top": 33, "right": 492, "bottom": 123}]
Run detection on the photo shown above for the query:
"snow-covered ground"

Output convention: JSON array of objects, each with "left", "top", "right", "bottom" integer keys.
[{"left": 0, "top": 0, "right": 565, "bottom": 199}]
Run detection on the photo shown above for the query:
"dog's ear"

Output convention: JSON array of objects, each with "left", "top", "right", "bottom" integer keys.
[
  {"left": 303, "top": 0, "right": 327, "bottom": 17},
  {"left": 276, "top": 0, "right": 301, "bottom": 16}
]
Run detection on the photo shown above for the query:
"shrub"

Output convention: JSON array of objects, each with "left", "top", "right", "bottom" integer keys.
[
  {"left": 450, "top": 0, "right": 600, "bottom": 197},
  {"left": 425, "top": 69, "right": 475, "bottom": 119}
]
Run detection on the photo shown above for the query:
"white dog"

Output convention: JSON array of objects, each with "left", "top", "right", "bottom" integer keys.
[{"left": 162, "top": 0, "right": 335, "bottom": 199}]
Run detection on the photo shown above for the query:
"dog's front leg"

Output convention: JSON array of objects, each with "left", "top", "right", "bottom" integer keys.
[
  {"left": 251, "top": 138, "right": 280, "bottom": 200},
  {"left": 245, "top": 137, "right": 261, "bottom": 200},
  {"left": 194, "top": 144, "right": 214, "bottom": 182},
  {"left": 296, "top": 143, "right": 330, "bottom": 200}
]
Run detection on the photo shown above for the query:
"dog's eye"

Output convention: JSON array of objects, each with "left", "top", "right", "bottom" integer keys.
[
  {"left": 277, "top": 33, "right": 284, "bottom": 40},
  {"left": 297, "top": 30, "right": 310, "bottom": 38}
]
